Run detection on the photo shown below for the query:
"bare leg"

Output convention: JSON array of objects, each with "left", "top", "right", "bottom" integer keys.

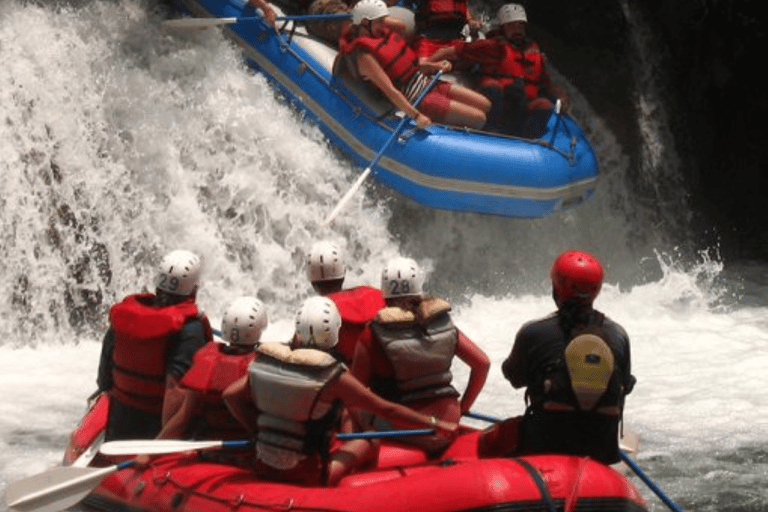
[
  {"left": 447, "top": 84, "right": 492, "bottom": 114},
  {"left": 326, "top": 438, "right": 378, "bottom": 486},
  {"left": 444, "top": 101, "right": 487, "bottom": 130}
]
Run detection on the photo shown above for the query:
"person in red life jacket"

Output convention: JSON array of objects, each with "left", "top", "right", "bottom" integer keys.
[
  {"left": 339, "top": 0, "right": 490, "bottom": 130},
  {"left": 96, "top": 250, "right": 212, "bottom": 442},
  {"left": 305, "top": 0, "right": 410, "bottom": 46},
  {"left": 409, "top": 0, "right": 481, "bottom": 59},
  {"left": 154, "top": 296, "right": 268, "bottom": 442},
  {"left": 426, "top": 3, "right": 570, "bottom": 135},
  {"left": 350, "top": 257, "right": 490, "bottom": 455},
  {"left": 222, "top": 296, "right": 456, "bottom": 485},
  {"left": 306, "top": 240, "right": 385, "bottom": 364},
  {"left": 478, "top": 250, "right": 636, "bottom": 465}
]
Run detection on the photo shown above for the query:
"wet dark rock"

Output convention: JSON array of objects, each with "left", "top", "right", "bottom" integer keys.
[{"left": 516, "top": 0, "right": 766, "bottom": 260}]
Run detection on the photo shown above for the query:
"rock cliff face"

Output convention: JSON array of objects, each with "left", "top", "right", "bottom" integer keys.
[{"left": 515, "top": 0, "right": 766, "bottom": 259}]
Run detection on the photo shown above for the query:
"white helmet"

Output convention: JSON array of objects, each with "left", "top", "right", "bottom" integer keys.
[
  {"left": 221, "top": 296, "right": 268, "bottom": 346},
  {"left": 381, "top": 257, "right": 423, "bottom": 299},
  {"left": 497, "top": 3, "right": 527, "bottom": 24},
  {"left": 156, "top": 250, "right": 202, "bottom": 296},
  {"left": 352, "top": 0, "right": 389, "bottom": 24},
  {"left": 306, "top": 241, "right": 346, "bottom": 283},
  {"left": 294, "top": 296, "right": 341, "bottom": 350}
]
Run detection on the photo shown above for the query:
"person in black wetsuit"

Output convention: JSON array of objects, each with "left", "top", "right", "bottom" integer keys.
[{"left": 479, "top": 250, "right": 636, "bottom": 464}]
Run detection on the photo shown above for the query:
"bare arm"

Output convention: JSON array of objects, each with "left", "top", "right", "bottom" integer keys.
[
  {"left": 423, "top": 46, "right": 457, "bottom": 65},
  {"left": 247, "top": 0, "right": 276, "bottom": 26},
  {"left": 418, "top": 57, "right": 452, "bottom": 75},
  {"left": 222, "top": 375, "right": 258, "bottom": 436},
  {"left": 356, "top": 52, "right": 431, "bottom": 128},
  {"left": 158, "top": 378, "right": 198, "bottom": 439},
  {"left": 455, "top": 329, "right": 490, "bottom": 413},
  {"left": 325, "top": 371, "right": 456, "bottom": 435}
]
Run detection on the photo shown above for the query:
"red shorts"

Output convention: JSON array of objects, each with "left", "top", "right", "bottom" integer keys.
[{"left": 419, "top": 81, "right": 453, "bottom": 123}]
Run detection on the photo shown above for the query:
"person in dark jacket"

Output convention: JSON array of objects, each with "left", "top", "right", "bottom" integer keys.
[
  {"left": 96, "top": 250, "right": 211, "bottom": 441},
  {"left": 479, "top": 250, "right": 635, "bottom": 464}
]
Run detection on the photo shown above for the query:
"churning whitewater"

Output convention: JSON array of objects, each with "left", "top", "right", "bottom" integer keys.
[{"left": 1, "top": 1, "right": 767, "bottom": 511}]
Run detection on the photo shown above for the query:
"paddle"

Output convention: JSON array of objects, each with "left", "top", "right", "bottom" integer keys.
[
  {"left": 321, "top": 71, "right": 444, "bottom": 226},
  {"left": 161, "top": 13, "right": 351, "bottom": 31},
  {"left": 99, "top": 428, "right": 436, "bottom": 456},
  {"left": 71, "top": 432, "right": 105, "bottom": 468},
  {"left": 5, "top": 460, "right": 136, "bottom": 512},
  {"left": 100, "top": 438, "right": 252, "bottom": 456},
  {"left": 336, "top": 428, "right": 434, "bottom": 440},
  {"left": 618, "top": 452, "right": 685, "bottom": 512}
]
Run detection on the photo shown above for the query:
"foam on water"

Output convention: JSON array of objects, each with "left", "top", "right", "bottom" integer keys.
[{"left": 2, "top": 1, "right": 768, "bottom": 510}]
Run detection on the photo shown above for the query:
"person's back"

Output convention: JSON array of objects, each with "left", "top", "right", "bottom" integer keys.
[
  {"left": 327, "top": 285, "right": 385, "bottom": 363},
  {"left": 352, "top": 257, "right": 489, "bottom": 455},
  {"left": 97, "top": 250, "right": 210, "bottom": 441},
  {"left": 306, "top": 240, "right": 385, "bottom": 364},
  {"left": 225, "top": 296, "right": 456, "bottom": 485},
  {"left": 504, "top": 309, "right": 632, "bottom": 463},
  {"left": 166, "top": 297, "right": 268, "bottom": 440},
  {"left": 483, "top": 250, "right": 635, "bottom": 464}
]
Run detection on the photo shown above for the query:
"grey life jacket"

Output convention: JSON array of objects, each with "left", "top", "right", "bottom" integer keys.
[
  {"left": 248, "top": 342, "right": 345, "bottom": 466},
  {"left": 370, "top": 296, "right": 459, "bottom": 403}
]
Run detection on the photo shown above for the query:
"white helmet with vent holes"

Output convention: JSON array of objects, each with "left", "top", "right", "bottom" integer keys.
[
  {"left": 381, "top": 257, "right": 423, "bottom": 299},
  {"left": 155, "top": 250, "right": 202, "bottom": 296},
  {"left": 221, "top": 296, "right": 268, "bottom": 346},
  {"left": 497, "top": 3, "right": 527, "bottom": 24},
  {"left": 306, "top": 241, "right": 346, "bottom": 283},
  {"left": 352, "top": 0, "right": 389, "bottom": 24},
  {"left": 294, "top": 296, "right": 342, "bottom": 350}
]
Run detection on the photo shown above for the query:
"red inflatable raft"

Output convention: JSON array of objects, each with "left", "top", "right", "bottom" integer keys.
[{"left": 64, "top": 395, "right": 648, "bottom": 512}]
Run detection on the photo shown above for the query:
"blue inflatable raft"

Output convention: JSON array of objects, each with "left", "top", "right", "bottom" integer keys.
[{"left": 171, "top": 0, "right": 600, "bottom": 218}]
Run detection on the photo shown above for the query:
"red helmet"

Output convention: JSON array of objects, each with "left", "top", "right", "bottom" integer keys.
[{"left": 551, "top": 250, "right": 604, "bottom": 305}]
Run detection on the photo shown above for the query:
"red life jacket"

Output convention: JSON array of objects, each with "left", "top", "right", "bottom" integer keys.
[
  {"left": 416, "top": 0, "right": 468, "bottom": 29},
  {"left": 180, "top": 342, "right": 255, "bottom": 439},
  {"left": 109, "top": 293, "right": 204, "bottom": 414},
  {"left": 327, "top": 286, "right": 385, "bottom": 364},
  {"left": 339, "top": 28, "right": 420, "bottom": 90},
  {"left": 463, "top": 39, "right": 545, "bottom": 100}
]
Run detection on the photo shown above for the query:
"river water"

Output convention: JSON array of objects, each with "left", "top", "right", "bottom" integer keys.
[{"left": 1, "top": 1, "right": 767, "bottom": 511}]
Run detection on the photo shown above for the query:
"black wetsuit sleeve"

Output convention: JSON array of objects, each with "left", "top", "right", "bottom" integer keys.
[
  {"left": 165, "top": 319, "right": 208, "bottom": 379},
  {"left": 619, "top": 327, "right": 636, "bottom": 395},
  {"left": 605, "top": 319, "right": 636, "bottom": 395},
  {"left": 502, "top": 328, "right": 530, "bottom": 389},
  {"left": 96, "top": 328, "right": 115, "bottom": 392}
]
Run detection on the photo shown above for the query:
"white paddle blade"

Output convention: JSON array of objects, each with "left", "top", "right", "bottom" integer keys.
[
  {"left": 322, "top": 168, "right": 372, "bottom": 226},
  {"left": 71, "top": 431, "right": 105, "bottom": 468},
  {"left": 7, "top": 465, "right": 119, "bottom": 512},
  {"left": 618, "top": 425, "right": 640, "bottom": 454},
  {"left": 99, "top": 439, "right": 224, "bottom": 456},
  {"left": 161, "top": 17, "right": 238, "bottom": 30}
]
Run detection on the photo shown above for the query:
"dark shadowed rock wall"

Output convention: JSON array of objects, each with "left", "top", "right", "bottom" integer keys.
[{"left": 497, "top": 0, "right": 766, "bottom": 260}]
